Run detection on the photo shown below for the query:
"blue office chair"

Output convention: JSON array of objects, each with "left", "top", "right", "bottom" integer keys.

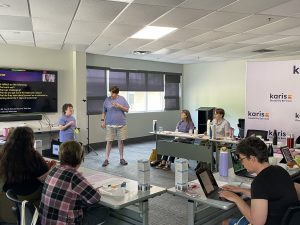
[{"left": 281, "top": 204, "right": 300, "bottom": 225}]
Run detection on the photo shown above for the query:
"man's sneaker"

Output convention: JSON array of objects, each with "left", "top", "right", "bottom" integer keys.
[
  {"left": 120, "top": 159, "right": 128, "bottom": 165},
  {"left": 102, "top": 159, "right": 109, "bottom": 167}
]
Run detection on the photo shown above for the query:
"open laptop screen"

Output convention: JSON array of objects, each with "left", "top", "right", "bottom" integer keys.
[
  {"left": 51, "top": 140, "right": 61, "bottom": 156},
  {"left": 196, "top": 168, "right": 219, "bottom": 196},
  {"left": 231, "top": 151, "right": 246, "bottom": 173}
]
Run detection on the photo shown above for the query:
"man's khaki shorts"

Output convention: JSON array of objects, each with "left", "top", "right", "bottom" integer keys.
[{"left": 106, "top": 125, "right": 128, "bottom": 141}]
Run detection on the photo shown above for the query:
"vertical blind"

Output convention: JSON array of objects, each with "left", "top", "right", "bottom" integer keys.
[
  {"left": 86, "top": 67, "right": 107, "bottom": 115},
  {"left": 87, "top": 67, "right": 181, "bottom": 114},
  {"left": 164, "top": 74, "right": 181, "bottom": 110}
]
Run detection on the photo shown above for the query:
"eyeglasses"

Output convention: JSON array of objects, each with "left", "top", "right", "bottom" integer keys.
[{"left": 239, "top": 157, "right": 247, "bottom": 162}]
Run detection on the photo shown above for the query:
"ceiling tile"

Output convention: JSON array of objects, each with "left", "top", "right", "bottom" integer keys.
[
  {"left": 239, "top": 35, "right": 288, "bottom": 44},
  {"left": 261, "top": 0, "right": 300, "bottom": 17},
  {"left": 151, "top": 7, "right": 211, "bottom": 28},
  {"left": 188, "top": 31, "right": 235, "bottom": 43},
  {"left": 276, "top": 26, "right": 300, "bottom": 35},
  {"left": 246, "top": 17, "right": 300, "bottom": 35},
  {"left": 186, "top": 11, "right": 249, "bottom": 30},
  {"left": 231, "top": 44, "right": 274, "bottom": 53},
  {"left": 138, "top": 40, "right": 177, "bottom": 52},
  {"left": 34, "top": 32, "right": 65, "bottom": 43},
  {"left": 6, "top": 41, "right": 35, "bottom": 47},
  {"left": 75, "top": 0, "right": 128, "bottom": 22},
  {"left": 180, "top": 0, "right": 237, "bottom": 11},
  {"left": 168, "top": 41, "right": 199, "bottom": 50},
  {"left": 65, "top": 33, "right": 96, "bottom": 45},
  {"left": 68, "top": 20, "right": 109, "bottom": 36},
  {"left": 0, "top": 0, "right": 29, "bottom": 17},
  {"left": 189, "top": 42, "right": 225, "bottom": 52},
  {"left": 263, "top": 36, "right": 300, "bottom": 45},
  {"left": 36, "top": 43, "right": 62, "bottom": 49},
  {"left": 0, "top": 35, "right": 5, "bottom": 43},
  {"left": 217, "top": 14, "right": 284, "bottom": 33},
  {"left": 133, "top": 0, "right": 185, "bottom": 7},
  {"left": 0, "top": 15, "right": 32, "bottom": 31},
  {"left": 101, "top": 23, "right": 142, "bottom": 38},
  {"left": 32, "top": 17, "right": 69, "bottom": 33},
  {"left": 213, "top": 33, "right": 258, "bottom": 44},
  {"left": 114, "top": 3, "right": 171, "bottom": 25},
  {"left": 30, "top": 0, "right": 79, "bottom": 19},
  {"left": 161, "top": 28, "right": 209, "bottom": 41},
  {"left": 221, "top": 0, "right": 290, "bottom": 14},
  {"left": 87, "top": 36, "right": 125, "bottom": 52},
  {"left": 0, "top": 30, "right": 33, "bottom": 42}
]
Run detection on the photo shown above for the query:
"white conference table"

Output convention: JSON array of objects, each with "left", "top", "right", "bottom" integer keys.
[
  {"left": 167, "top": 168, "right": 252, "bottom": 225},
  {"left": 78, "top": 166, "right": 166, "bottom": 225}
]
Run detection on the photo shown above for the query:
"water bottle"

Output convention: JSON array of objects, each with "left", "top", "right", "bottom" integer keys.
[
  {"left": 138, "top": 159, "right": 150, "bottom": 191},
  {"left": 175, "top": 158, "right": 188, "bottom": 191},
  {"left": 153, "top": 120, "right": 157, "bottom": 133},
  {"left": 272, "top": 129, "right": 278, "bottom": 146},
  {"left": 211, "top": 124, "right": 216, "bottom": 139},
  {"left": 207, "top": 119, "right": 211, "bottom": 137},
  {"left": 219, "top": 147, "right": 228, "bottom": 177}
]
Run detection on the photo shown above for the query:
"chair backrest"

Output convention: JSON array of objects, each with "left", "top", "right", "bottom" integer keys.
[
  {"left": 246, "top": 129, "right": 268, "bottom": 140},
  {"left": 6, "top": 189, "right": 37, "bottom": 225},
  {"left": 281, "top": 205, "right": 300, "bottom": 225}
]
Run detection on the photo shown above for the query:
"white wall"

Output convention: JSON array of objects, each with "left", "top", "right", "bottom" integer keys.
[
  {"left": 0, "top": 44, "right": 75, "bottom": 133},
  {"left": 0, "top": 45, "right": 183, "bottom": 145},
  {"left": 86, "top": 54, "right": 183, "bottom": 143},
  {"left": 183, "top": 61, "right": 246, "bottom": 132}
]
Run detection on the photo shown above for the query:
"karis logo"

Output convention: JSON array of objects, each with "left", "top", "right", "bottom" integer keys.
[
  {"left": 269, "top": 93, "right": 292, "bottom": 102},
  {"left": 293, "top": 65, "right": 299, "bottom": 74},
  {"left": 247, "top": 111, "right": 270, "bottom": 120},
  {"left": 296, "top": 112, "right": 300, "bottom": 121},
  {"left": 269, "top": 130, "right": 287, "bottom": 139}
]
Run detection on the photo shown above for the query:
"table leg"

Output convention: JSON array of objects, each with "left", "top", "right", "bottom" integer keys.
[
  {"left": 141, "top": 200, "right": 149, "bottom": 225},
  {"left": 187, "top": 200, "right": 195, "bottom": 225}
]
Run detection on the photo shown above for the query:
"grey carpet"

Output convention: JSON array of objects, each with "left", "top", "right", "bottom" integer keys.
[{"left": 81, "top": 141, "right": 204, "bottom": 225}]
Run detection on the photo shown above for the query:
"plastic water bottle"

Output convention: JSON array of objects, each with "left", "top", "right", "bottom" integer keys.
[
  {"left": 207, "top": 119, "right": 211, "bottom": 137},
  {"left": 219, "top": 147, "right": 228, "bottom": 177},
  {"left": 153, "top": 120, "right": 157, "bottom": 133},
  {"left": 175, "top": 158, "right": 188, "bottom": 191}
]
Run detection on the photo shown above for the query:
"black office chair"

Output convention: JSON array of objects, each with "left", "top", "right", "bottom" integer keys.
[
  {"left": 246, "top": 129, "right": 268, "bottom": 140},
  {"left": 6, "top": 189, "right": 38, "bottom": 225},
  {"left": 281, "top": 204, "right": 300, "bottom": 225}
]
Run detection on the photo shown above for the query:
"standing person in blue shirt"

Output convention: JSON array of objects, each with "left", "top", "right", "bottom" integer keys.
[
  {"left": 101, "top": 86, "right": 130, "bottom": 167},
  {"left": 59, "top": 103, "right": 76, "bottom": 143},
  {"left": 156, "top": 110, "right": 194, "bottom": 170}
]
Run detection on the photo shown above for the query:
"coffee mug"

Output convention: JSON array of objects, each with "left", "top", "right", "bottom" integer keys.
[{"left": 2, "top": 128, "right": 9, "bottom": 137}]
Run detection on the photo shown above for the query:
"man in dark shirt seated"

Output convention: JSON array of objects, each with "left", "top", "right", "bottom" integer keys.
[{"left": 219, "top": 136, "right": 299, "bottom": 225}]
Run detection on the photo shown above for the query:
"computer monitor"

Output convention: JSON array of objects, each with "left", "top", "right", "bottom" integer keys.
[{"left": 51, "top": 140, "right": 61, "bottom": 156}]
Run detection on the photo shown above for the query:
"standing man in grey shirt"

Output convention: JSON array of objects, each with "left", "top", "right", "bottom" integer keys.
[{"left": 101, "top": 86, "right": 130, "bottom": 167}]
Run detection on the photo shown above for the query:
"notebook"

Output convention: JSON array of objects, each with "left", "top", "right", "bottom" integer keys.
[{"left": 230, "top": 151, "right": 256, "bottom": 179}]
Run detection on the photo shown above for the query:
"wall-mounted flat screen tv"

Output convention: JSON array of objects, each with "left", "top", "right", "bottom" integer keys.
[{"left": 0, "top": 68, "right": 58, "bottom": 113}]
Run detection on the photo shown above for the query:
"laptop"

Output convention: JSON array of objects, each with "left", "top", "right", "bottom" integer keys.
[
  {"left": 51, "top": 140, "right": 61, "bottom": 157},
  {"left": 280, "top": 146, "right": 294, "bottom": 163},
  {"left": 230, "top": 151, "right": 256, "bottom": 179},
  {"left": 195, "top": 168, "right": 224, "bottom": 200}
]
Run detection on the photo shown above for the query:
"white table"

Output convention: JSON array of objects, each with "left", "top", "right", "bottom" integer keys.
[
  {"left": 167, "top": 168, "right": 251, "bottom": 225},
  {"left": 78, "top": 166, "right": 166, "bottom": 225}
]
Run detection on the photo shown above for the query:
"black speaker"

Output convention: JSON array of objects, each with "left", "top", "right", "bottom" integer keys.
[
  {"left": 196, "top": 107, "right": 215, "bottom": 134},
  {"left": 0, "top": 114, "right": 42, "bottom": 122}
]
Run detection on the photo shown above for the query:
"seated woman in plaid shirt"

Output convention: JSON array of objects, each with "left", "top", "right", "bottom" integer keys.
[{"left": 39, "top": 141, "right": 109, "bottom": 225}]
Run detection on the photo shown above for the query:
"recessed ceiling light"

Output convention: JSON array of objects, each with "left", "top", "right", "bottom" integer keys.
[
  {"left": 131, "top": 26, "right": 177, "bottom": 40},
  {"left": 0, "top": 3, "right": 10, "bottom": 7}
]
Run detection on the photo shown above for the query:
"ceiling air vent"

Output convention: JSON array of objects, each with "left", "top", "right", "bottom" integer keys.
[
  {"left": 252, "top": 49, "right": 276, "bottom": 53},
  {"left": 133, "top": 50, "right": 151, "bottom": 55}
]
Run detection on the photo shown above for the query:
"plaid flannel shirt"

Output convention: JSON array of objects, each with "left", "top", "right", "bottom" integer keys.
[{"left": 39, "top": 165, "right": 100, "bottom": 225}]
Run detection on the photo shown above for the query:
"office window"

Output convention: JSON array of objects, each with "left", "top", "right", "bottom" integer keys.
[
  {"left": 109, "top": 70, "right": 127, "bottom": 90},
  {"left": 86, "top": 67, "right": 107, "bottom": 115},
  {"left": 165, "top": 74, "right": 181, "bottom": 110}
]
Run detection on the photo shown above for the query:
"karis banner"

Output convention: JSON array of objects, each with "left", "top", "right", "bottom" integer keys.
[{"left": 246, "top": 60, "right": 300, "bottom": 142}]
